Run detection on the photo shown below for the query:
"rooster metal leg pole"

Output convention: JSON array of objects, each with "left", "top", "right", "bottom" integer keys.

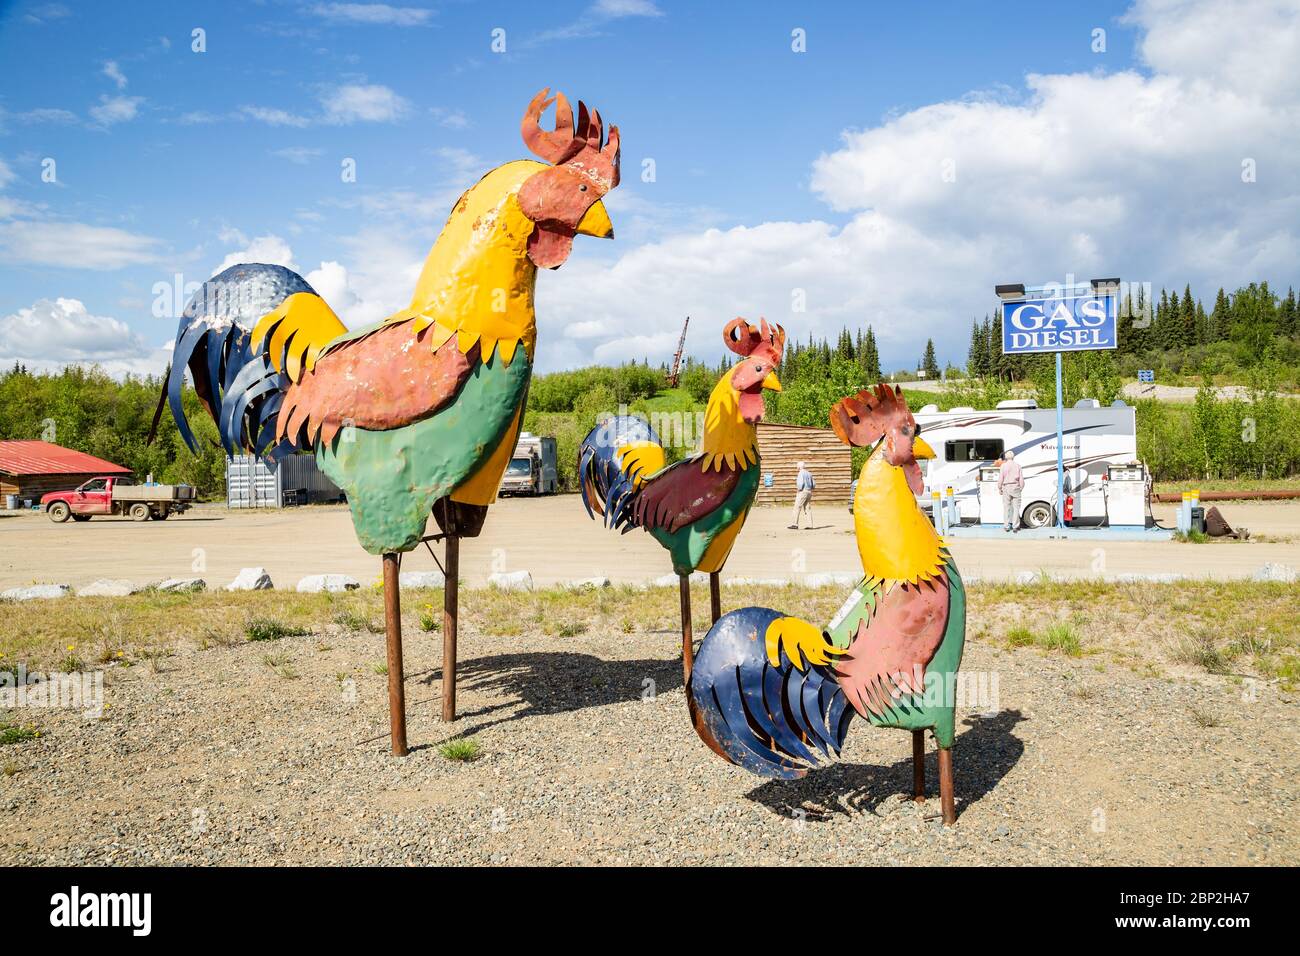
[
  {"left": 678, "top": 574, "right": 694, "bottom": 681},
  {"left": 382, "top": 553, "right": 408, "bottom": 756},
  {"left": 912, "top": 730, "right": 925, "bottom": 801},
  {"left": 938, "top": 746, "right": 955, "bottom": 825},
  {"left": 709, "top": 571, "right": 721, "bottom": 625},
  {"left": 442, "top": 534, "right": 459, "bottom": 723}
]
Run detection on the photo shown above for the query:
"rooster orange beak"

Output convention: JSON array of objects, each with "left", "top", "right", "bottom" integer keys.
[
  {"left": 912, "top": 436, "right": 936, "bottom": 460},
  {"left": 575, "top": 200, "right": 613, "bottom": 239},
  {"left": 761, "top": 371, "right": 782, "bottom": 392}
]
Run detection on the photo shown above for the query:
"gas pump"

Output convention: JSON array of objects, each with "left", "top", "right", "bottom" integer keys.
[
  {"left": 1104, "top": 464, "right": 1147, "bottom": 526},
  {"left": 978, "top": 467, "right": 1002, "bottom": 525}
]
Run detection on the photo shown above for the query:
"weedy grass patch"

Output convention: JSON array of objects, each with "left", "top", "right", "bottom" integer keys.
[
  {"left": 438, "top": 737, "right": 481, "bottom": 762},
  {"left": 0, "top": 722, "right": 39, "bottom": 746},
  {"left": 1, "top": 580, "right": 1294, "bottom": 688},
  {"left": 246, "top": 618, "right": 312, "bottom": 642}
]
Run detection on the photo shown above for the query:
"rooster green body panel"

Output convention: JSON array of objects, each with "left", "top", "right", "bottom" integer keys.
[
  {"left": 316, "top": 351, "right": 531, "bottom": 555},
  {"left": 823, "top": 561, "right": 967, "bottom": 747},
  {"left": 649, "top": 463, "right": 761, "bottom": 576}
]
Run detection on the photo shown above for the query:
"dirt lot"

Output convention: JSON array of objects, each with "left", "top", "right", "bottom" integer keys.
[
  {"left": 1, "top": 496, "right": 1297, "bottom": 592},
  {"left": 1, "top": 580, "right": 1296, "bottom": 866}
]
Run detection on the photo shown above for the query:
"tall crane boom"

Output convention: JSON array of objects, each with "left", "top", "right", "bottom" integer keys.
[{"left": 668, "top": 315, "right": 689, "bottom": 388}]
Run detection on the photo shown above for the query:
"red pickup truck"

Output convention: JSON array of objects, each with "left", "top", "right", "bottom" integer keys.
[{"left": 42, "top": 476, "right": 195, "bottom": 523}]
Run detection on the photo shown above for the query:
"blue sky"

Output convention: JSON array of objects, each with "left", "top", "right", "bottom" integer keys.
[{"left": 0, "top": 0, "right": 1295, "bottom": 376}]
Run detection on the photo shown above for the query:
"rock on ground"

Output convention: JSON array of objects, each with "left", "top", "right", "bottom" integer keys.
[
  {"left": 76, "top": 579, "right": 140, "bottom": 598},
  {"left": 0, "top": 584, "right": 70, "bottom": 601},
  {"left": 156, "top": 578, "right": 206, "bottom": 593},
  {"left": 652, "top": 572, "right": 709, "bottom": 587},
  {"left": 802, "top": 572, "right": 860, "bottom": 588},
  {"left": 488, "top": 570, "right": 533, "bottom": 591},
  {"left": 1253, "top": 562, "right": 1297, "bottom": 583},
  {"left": 225, "top": 567, "right": 274, "bottom": 592},
  {"left": 561, "top": 577, "right": 611, "bottom": 589},
  {"left": 399, "top": 571, "right": 445, "bottom": 590},
  {"left": 296, "top": 574, "right": 360, "bottom": 593}
]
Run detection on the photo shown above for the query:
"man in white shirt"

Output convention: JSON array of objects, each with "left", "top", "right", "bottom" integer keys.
[
  {"left": 789, "top": 462, "right": 815, "bottom": 529},
  {"left": 998, "top": 450, "right": 1024, "bottom": 532}
]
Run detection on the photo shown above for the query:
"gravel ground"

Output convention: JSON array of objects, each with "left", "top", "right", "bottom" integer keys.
[{"left": 2, "top": 615, "right": 1296, "bottom": 866}]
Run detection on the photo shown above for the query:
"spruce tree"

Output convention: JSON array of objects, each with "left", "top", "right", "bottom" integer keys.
[
  {"left": 1211, "top": 287, "right": 1230, "bottom": 343},
  {"left": 968, "top": 319, "right": 986, "bottom": 376},
  {"left": 922, "top": 339, "right": 939, "bottom": 378},
  {"left": 866, "top": 327, "right": 881, "bottom": 379}
]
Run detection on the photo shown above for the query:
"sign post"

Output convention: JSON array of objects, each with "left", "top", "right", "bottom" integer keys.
[
  {"left": 1055, "top": 351, "right": 1064, "bottom": 530},
  {"left": 997, "top": 279, "right": 1119, "bottom": 534}
]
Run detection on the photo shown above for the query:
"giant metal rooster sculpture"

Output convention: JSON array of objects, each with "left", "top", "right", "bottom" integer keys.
[
  {"left": 577, "top": 318, "right": 783, "bottom": 679},
  {"left": 687, "top": 383, "right": 967, "bottom": 823},
  {"left": 159, "top": 89, "right": 620, "bottom": 754}
]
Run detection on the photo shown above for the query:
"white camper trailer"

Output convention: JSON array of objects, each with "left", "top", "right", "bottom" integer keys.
[{"left": 913, "top": 399, "right": 1143, "bottom": 528}]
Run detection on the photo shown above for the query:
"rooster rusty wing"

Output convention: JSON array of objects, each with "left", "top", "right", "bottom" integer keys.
[
  {"left": 577, "top": 318, "right": 784, "bottom": 679},
  {"left": 687, "top": 384, "right": 967, "bottom": 824},
  {"left": 160, "top": 88, "right": 621, "bottom": 750}
]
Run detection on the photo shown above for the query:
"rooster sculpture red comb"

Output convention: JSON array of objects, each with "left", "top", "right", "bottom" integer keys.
[
  {"left": 723, "top": 317, "right": 785, "bottom": 364},
  {"left": 521, "top": 87, "right": 620, "bottom": 189},
  {"left": 830, "top": 383, "right": 915, "bottom": 448}
]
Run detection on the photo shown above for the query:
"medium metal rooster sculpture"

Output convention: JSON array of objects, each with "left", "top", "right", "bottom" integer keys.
[
  {"left": 159, "top": 88, "right": 621, "bottom": 754},
  {"left": 577, "top": 318, "right": 783, "bottom": 679},
  {"left": 687, "top": 383, "right": 967, "bottom": 823}
]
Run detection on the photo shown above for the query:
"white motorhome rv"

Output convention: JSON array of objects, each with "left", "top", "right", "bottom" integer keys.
[{"left": 913, "top": 398, "right": 1142, "bottom": 528}]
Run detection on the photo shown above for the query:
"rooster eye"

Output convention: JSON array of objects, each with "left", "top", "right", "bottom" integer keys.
[
  {"left": 579, "top": 184, "right": 588, "bottom": 192},
  {"left": 754, "top": 364, "right": 764, "bottom": 373}
]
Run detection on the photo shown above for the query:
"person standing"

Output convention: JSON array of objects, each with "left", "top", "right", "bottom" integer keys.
[
  {"left": 789, "top": 461, "right": 815, "bottom": 529},
  {"left": 998, "top": 450, "right": 1023, "bottom": 532}
]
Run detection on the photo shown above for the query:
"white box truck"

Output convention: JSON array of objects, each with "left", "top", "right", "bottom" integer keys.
[
  {"left": 913, "top": 398, "right": 1144, "bottom": 528},
  {"left": 499, "top": 433, "right": 558, "bottom": 496}
]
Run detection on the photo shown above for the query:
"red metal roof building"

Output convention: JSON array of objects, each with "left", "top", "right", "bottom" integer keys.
[{"left": 0, "top": 440, "right": 132, "bottom": 509}]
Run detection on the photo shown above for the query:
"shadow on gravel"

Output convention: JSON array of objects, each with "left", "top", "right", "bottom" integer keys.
[
  {"left": 744, "top": 710, "right": 1028, "bottom": 822},
  {"left": 408, "top": 651, "right": 686, "bottom": 738}
]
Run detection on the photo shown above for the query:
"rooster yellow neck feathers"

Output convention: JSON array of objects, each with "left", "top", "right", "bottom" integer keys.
[
  {"left": 700, "top": 369, "right": 758, "bottom": 472},
  {"left": 853, "top": 442, "right": 947, "bottom": 587},
  {"left": 394, "top": 159, "right": 547, "bottom": 365}
]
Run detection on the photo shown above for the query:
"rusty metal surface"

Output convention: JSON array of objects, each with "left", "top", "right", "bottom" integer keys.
[
  {"left": 834, "top": 578, "right": 950, "bottom": 719},
  {"left": 279, "top": 321, "right": 477, "bottom": 447},
  {"left": 518, "top": 88, "right": 620, "bottom": 268},
  {"left": 382, "top": 552, "right": 408, "bottom": 756},
  {"left": 432, "top": 497, "right": 488, "bottom": 539}
]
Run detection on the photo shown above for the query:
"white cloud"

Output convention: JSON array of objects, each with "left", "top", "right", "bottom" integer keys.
[
  {"left": 593, "top": 0, "right": 662, "bottom": 16},
  {"left": 213, "top": 232, "right": 297, "bottom": 275},
  {"left": 271, "top": 146, "right": 325, "bottom": 165},
  {"left": 103, "top": 60, "right": 127, "bottom": 90},
  {"left": 320, "top": 83, "right": 409, "bottom": 124},
  {"left": 429, "top": 106, "right": 469, "bottom": 129},
  {"left": 14, "top": 107, "right": 79, "bottom": 125},
  {"left": 304, "top": 260, "right": 358, "bottom": 312},
  {"left": 529, "top": 0, "right": 662, "bottom": 46},
  {"left": 535, "top": 0, "right": 1300, "bottom": 371},
  {"left": 0, "top": 157, "right": 14, "bottom": 190},
  {"left": 23, "top": 3, "right": 70, "bottom": 25},
  {"left": 240, "top": 105, "right": 311, "bottom": 128},
  {"left": 0, "top": 297, "right": 166, "bottom": 377},
  {"left": 311, "top": 3, "right": 434, "bottom": 26},
  {"left": 0, "top": 220, "right": 163, "bottom": 269},
  {"left": 88, "top": 94, "right": 142, "bottom": 127}
]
